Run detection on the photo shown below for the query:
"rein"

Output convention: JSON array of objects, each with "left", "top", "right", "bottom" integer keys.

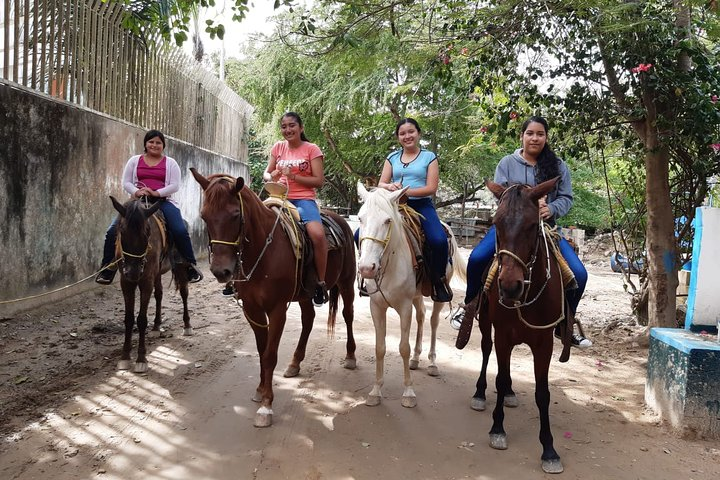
[{"left": 358, "top": 221, "right": 396, "bottom": 307}]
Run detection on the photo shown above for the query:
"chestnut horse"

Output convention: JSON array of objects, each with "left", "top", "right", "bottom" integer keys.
[
  {"left": 478, "top": 178, "right": 567, "bottom": 474},
  {"left": 190, "top": 169, "right": 357, "bottom": 428},
  {"left": 110, "top": 197, "right": 192, "bottom": 373},
  {"left": 356, "top": 183, "right": 466, "bottom": 408}
]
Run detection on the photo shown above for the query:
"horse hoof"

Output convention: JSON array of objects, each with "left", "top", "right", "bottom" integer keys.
[
  {"left": 489, "top": 433, "right": 508, "bottom": 450},
  {"left": 117, "top": 360, "right": 131, "bottom": 371},
  {"left": 365, "top": 395, "right": 382, "bottom": 407},
  {"left": 427, "top": 365, "right": 440, "bottom": 377},
  {"left": 470, "top": 397, "right": 486, "bottom": 411},
  {"left": 254, "top": 408, "right": 273, "bottom": 428},
  {"left": 183, "top": 328, "right": 194, "bottom": 336},
  {"left": 409, "top": 359, "right": 419, "bottom": 370},
  {"left": 252, "top": 391, "right": 263, "bottom": 403},
  {"left": 148, "top": 330, "right": 161, "bottom": 338},
  {"left": 344, "top": 358, "right": 357, "bottom": 370},
  {"left": 401, "top": 395, "right": 417, "bottom": 408},
  {"left": 504, "top": 394, "right": 519, "bottom": 408},
  {"left": 542, "top": 458, "right": 564, "bottom": 474},
  {"left": 134, "top": 362, "right": 148, "bottom": 374},
  {"left": 283, "top": 365, "right": 300, "bottom": 378}
]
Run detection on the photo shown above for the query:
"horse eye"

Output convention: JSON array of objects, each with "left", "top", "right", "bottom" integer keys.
[{"left": 384, "top": 218, "right": 391, "bottom": 225}]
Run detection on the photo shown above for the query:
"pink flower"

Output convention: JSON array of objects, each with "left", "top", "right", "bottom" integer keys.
[
  {"left": 480, "top": 126, "right": 488, "bottom": 133},
  {"left": 461, "top": 47, "right": 469, "bottom": 55},
  {"left": 711, "top": 143, "right": 720, "bottom": 153},
  {"left": 712, "top": 95, "right": 718, "bottom": 104},
  {"left": 631, "top": 63, "right": 653, "bottom": 74},
  {"left": 509, "top": 112, "right": 518, "bottom": 120}
]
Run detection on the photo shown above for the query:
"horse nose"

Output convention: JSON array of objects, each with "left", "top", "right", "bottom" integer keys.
[
  {"left": 358, "top": 263, "right": 377, "bottom": 279},
  {"left": 210, "top": 266, "right": 234, "bottom": 283},
  {"left": 499, "top": 279, "right": 524, "bottom": 300}
]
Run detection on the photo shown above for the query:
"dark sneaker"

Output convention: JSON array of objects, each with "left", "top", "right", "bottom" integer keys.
[
  {"left": 95, "top": 269, "right": 116, "bottom": 285},
  {"left": 221, "top": 283, "right": 235, "bottom": 297},
  {"left": 188, "top": 264, "right": 204, "bottom": 283},
  {"left": 358, "top": 280, "right": 369, "bottom": 297},
  {"left": 431, "top": 278, "right": 453, "bottom": 303},
  {"left": 313, "top": 282, "right": 328, "bottom": 307},
  {"left": 554, "top": 326, "right": 592, "bottom": 349}
]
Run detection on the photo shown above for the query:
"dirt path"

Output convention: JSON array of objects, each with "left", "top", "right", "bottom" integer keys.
[{"left": 1, "top": 250, "right": 719, "bottom": 479}]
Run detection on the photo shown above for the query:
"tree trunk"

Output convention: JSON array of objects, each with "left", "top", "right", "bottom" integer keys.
[{"left": 643, "top": 135, "right": 678, "bottom": 328}]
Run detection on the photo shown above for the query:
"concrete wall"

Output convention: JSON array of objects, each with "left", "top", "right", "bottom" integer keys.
[
  {"left": 686, "top": 207, "right": 720, "bottom": 329},
  {"left": 0, "top": 81, "right": 249, "bottom": 314}
]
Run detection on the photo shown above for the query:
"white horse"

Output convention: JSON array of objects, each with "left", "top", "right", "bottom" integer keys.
[{"left": 356, "top": 183, "right": 467, "bottom": 407}]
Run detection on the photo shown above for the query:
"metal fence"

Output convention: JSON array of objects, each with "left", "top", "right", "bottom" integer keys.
[{"left": 0, "top": 0, "right": 251, "bottom": 158}]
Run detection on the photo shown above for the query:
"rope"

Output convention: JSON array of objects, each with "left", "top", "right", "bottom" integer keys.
[{"left": 0, "top": 258, "right": 122, "bottom": 305}]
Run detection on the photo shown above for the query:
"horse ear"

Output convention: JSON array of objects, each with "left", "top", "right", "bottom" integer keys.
[
  {"left": 190, "top": 167, "right": 210, "bottom": 191},
  {"left": 529, "top": 177, "right": 560, "bottom": 202},
  {"left": 110, "top": 196, "right": 126, "bottom": 217},
  {"left": 485, "top": 179, "right": 506, "bottom": 199},
  {"left": 389, "top": 186, "right": 409, "bottom": 203},
  {"left": 357, "top": 182, "right": 369, "bottom": 203},
  {"left": 143, "top": 200, "right": 163, "bottom": 218},
  {"left": 235, "top": 177, "right": 244, "bottom": 193}
]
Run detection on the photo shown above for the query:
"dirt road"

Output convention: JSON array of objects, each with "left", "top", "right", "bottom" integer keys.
[{"left": 1, "top": 250, "right": 719, "bottom": 479}]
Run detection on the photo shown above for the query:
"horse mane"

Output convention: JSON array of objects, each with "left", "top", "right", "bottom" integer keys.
[
  {"left": 123, "top": 199, "right": 148, "bottom": 231},
  {"left": 203, "top": 174, "right": 238, "bottom": 210}
]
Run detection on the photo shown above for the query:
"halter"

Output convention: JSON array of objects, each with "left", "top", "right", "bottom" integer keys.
[{"left": 357, "top": 210, "right": 402, "bottom": 307}]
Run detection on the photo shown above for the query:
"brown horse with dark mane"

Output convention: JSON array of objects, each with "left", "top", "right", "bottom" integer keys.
[
  {"left": 474, "top": 178, "right": 567, "bottom": 474},
  {"left": 110, "top": 196, "right": 192, "bottom": 374},
  {"left": 190, "top": 169, "right": 357, "bottom": 428}
]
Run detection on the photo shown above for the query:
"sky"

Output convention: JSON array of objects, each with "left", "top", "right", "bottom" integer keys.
[{"left": 185, "top": 1, "right": 292, "bottom": 60}]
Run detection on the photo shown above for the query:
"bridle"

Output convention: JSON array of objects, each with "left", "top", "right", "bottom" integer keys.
[{"left": 493, "top": 185, "right": 561, "bottom": 328}]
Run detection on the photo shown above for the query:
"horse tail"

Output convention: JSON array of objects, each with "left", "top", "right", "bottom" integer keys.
[
  {"left": 327, "top": 284, "right": 339, "bottom": 338},
  {"left": 441, "top": 220, "right": 468, "bottom": 284},
  {"left": 447, "top": 225, "right": 468, "bottom": 284}
]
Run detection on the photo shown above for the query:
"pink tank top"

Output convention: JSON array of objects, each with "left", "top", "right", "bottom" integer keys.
[{"left": 136, "top": 155, "right": 167, "bottom": 191}]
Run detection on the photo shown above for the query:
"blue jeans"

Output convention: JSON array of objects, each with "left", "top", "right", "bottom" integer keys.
[
  {"left": 465, "top": 225, "right": 587, "bottom": 314},
  {"left": 353, "top": 198, "right": 449, "bottom": 280},
  {"left": 101, "top": 200, "right": 197, "bottom": 267},
  {"left": 407, "top": 198, "right": 449, "bottom": 281}
]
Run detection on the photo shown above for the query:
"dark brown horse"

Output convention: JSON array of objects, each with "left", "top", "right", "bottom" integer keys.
[
  {"left": 189, "top": 169, "right": 357, "bottom": 428},
  {"left": 479, "top": 178, "right": 566, "bottom": 474},
  {"left": 110, "top": 197, "right": 192, "bottom": 373}
]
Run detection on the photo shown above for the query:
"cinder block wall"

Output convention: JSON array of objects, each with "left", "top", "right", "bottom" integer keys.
[{"left": 0, "top": 81, "right": 249, "bottom": 313}]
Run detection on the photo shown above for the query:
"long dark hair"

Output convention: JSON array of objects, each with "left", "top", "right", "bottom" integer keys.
[
  {"left": 521, "top": 116, "right": 560, "bottom": 183},
  {"left": 394, "top": 117, "right": 422, "bottom": 136},
  {"left": 143, "top": 129, "right": 166, "bottom": 152},
  {"left": 281, "top": 112, "right": 309, "bottom": 142}
]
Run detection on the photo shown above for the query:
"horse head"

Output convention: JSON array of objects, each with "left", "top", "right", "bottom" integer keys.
[
  {"left": 190, "top": 168, "right": 245, "bottom": 283},
  {"left": 111, "top": 196, "right": 161, "bottom": 282},
  {"left": 486, "top": 177, "right": 559, "bottom": 302},
  {"left": 356, "top": 182, "right": 409, "bottom": 279}
]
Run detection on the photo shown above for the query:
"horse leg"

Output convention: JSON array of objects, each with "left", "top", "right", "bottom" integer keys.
[
  {"left": 471, "top": 313, "right": 493, "bottom": 411},
  {"left": 254, "top": 306, "right": 288, "bottom": 428},
  {"left": 118, "top": 281, "right": 136, "bottom": 371},
  {"left": 425, "top": 299, "right": 443, "bottom": 377},
  {"left": 148, "top": 274, "right": 163, "bottom": 337},
  {"left": 339, "top": 283, "right": 357, "bottom": 370},
  {"left": 489, "top": 339, "right": 512, "bottom": 450},
  {"left": 409, "top": 295, "right": 425, "bottom": 371},
  {"left": 366, "top": 301, "right": 388, "bottom": 407},
  {"left": 397, "top": 302, "right": 417, "bottom": 408},
  {"left": 531, "top": 342, "right": 563, "bottom": 474},
  {"left": 243, "top": 304, "right": 268, "bottom": 404},
  {"left": 178, "top": 276, "right": 192, "bottom": 336},
  {"left": 285, "top": 300, "right": 315, "bottom": 378},
  {"left": 133, "top": 281, "right": 154, "bottom": 373}
]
